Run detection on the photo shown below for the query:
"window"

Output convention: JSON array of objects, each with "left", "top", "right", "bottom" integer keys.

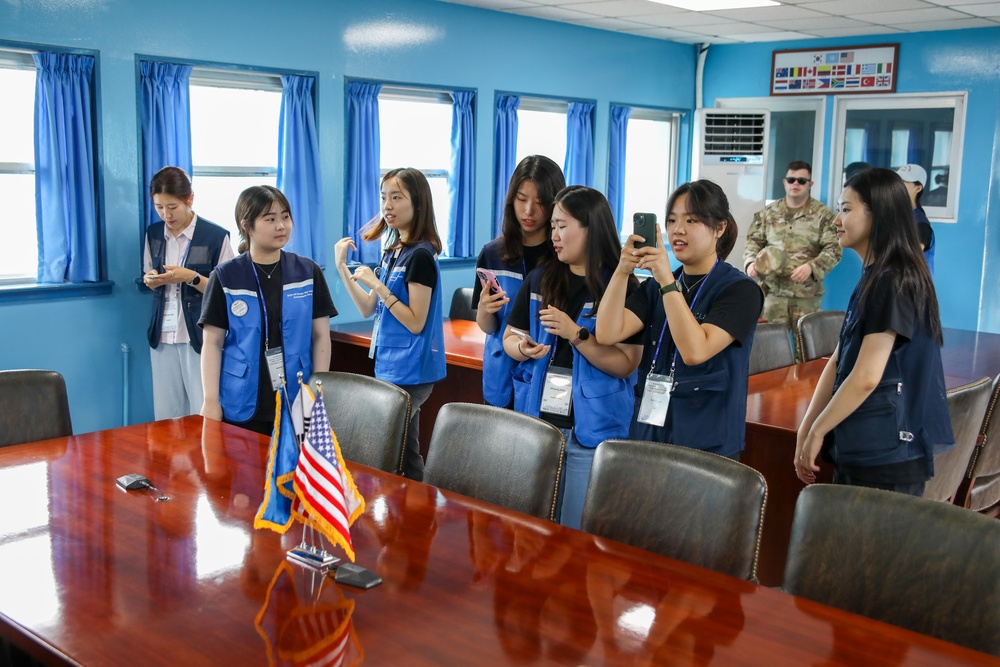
[
  {"left": 0, "top": 52, "right": 37, "bottom": 283},
  {"left": 620, "top": 109, "right": 679, "bottom": 242},
  {"left": 378, "top": 88, "right": 455, "bottom": 255},
  {"left": 188, "top": 69, "right": 282, "bottom": 243},
  {"left": 515, "top": 98, "right": 567, "bottom": 168},
  {"left": 832, "top": 92, "right": 966, "bottom": 221}
]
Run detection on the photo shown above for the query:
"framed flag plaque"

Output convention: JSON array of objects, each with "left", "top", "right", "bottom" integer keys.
[{"left": 771, "top": 43, "right": 899, "bottom": 96}]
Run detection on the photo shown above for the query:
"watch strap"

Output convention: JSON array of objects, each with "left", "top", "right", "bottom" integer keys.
[{"left": 659, "top": 281, "right": 681, "bottom": 295}]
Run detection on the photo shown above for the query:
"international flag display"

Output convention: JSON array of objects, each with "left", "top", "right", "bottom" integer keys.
[
  {"left": 293, "top": 392, "right": 365, "bottom": 562},
  {"left": 255, "top": 389, "right": 301, "bottom": 533},
  {"left": 773, "top": 44, "right": 897, "bottom": 95}
]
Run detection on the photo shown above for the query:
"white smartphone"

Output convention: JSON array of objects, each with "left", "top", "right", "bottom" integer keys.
[{"left": 509, "top": 327, "right": 537, "bottom": 347}]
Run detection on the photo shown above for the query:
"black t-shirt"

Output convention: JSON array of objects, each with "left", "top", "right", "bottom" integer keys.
[
  {"left": 507, "top": 271, "right": 643, "bottom": 429},
  {"left": 836, "top": 267, "right": 926, "bottom": 483},
  {"left": 384, "top": 246, "right": 437, "bottom": 290},
  {"left": 199, "top": 258, "right": 337, "bottom": 428},
  {"left": 624, "top": 273, "right": 763, "bottom": 374},
  {"left": 472, "top": 242, "right": 550, "bottom": 306}
]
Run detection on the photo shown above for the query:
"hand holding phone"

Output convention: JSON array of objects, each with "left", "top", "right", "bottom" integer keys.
[
  {"left": 632, "top": 212, "right": 657, "bottom": 249},
  {"left": 509, "top": 327, "right": 537, "bottom": 347},
  {"left": 477, "top": 268, "right": 502, "bottom": 295}
]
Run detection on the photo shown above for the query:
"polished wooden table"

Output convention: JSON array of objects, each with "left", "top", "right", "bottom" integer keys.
[
  {"left": 2, "top": 418, "right": 998, "bottom": 666},
  {"left": 330, "top": 319, "right": 487, "bottom": 453},
  {"left": 745, "top": 327, "right": 1000, "bottom": 585}
]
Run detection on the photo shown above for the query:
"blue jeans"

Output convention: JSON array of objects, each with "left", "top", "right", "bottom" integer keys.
[{"left": 557, "top": 428, "right": 597, "bottom": 530}]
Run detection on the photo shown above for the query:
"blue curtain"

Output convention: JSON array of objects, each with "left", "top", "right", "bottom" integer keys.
[
  {"left": 564, "top": 102, "right": 595, "bottom": 187},
  {"left": 139, "top": 62, "right": 192, "bottom": 232},
  {"left": 448, "top": 91, "right": 475, "bottom": 258},
  {"left": 345, "top": 82, "right": 382, "bottom": 264},
  {"left": 277, "top": 75, "right": 326, "bottom": 264},
  {"left": 607, "top": 105, "right": 632, "bottom": 232},
  {"left": 33, "top": 53, "right": 99, "bottom": 283},
  {"left": 493, "top": 95, "right": 519, "bottom": 237}
]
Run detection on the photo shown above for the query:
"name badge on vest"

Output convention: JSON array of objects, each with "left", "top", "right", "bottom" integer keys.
[
  {"left": 369, "top": 318, "right": 379, "bottom": 360},
  {"left": 540, "top": 366, "right": 573, "bottom": 417},
  {"left": 638, "top": 373, "right": 673, "bottom": 426},
  {"left": 265, "top": 347, "right": 285, "bottom": 391},
  {"left": 162, "top": 295, "right": 180, "bottom": 333}
]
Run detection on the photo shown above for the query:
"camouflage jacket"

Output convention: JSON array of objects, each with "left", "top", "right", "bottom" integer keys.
[{"left": 744, "top": 197, "right": 841, "bottom": 298}]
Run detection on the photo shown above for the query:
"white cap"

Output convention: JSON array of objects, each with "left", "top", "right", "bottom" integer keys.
[{"left": 896, "top": 164, "right": 927, "bottom": 186}]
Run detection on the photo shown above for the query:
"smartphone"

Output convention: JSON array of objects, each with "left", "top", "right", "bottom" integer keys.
[
  {"left": 633, "top": 212, "right": 657, "bottom": 249},
  {"left": 509, "top": 327, "right": 537, "bottom": 347},
  {"left": 476, "top": 268, "right": 502, "bottom": 295}
]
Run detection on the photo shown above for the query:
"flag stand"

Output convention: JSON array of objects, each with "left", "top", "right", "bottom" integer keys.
[{"left": 286, "top": 376, "right": 341, "bottom": 572}]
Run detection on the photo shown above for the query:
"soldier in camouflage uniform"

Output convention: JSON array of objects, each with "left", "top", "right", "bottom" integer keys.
[{"left": 744, "top": 160, "right": 841, "bottom": 331}]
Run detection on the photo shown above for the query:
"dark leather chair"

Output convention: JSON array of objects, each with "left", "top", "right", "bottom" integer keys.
[
  {"left": 0, "top": 369, "right": 72, "bottom": 447},
  {"left": 748, "top": 322, "right": 795, "bottom": 375},
  {"left": 308, "top": 371, "right": 410, "bottom": 475},
  {"left": 959, "top": 374, "right": 1000, "bottom": 511},
  {"left": 923, "top": 376, "right": 993, "bottom": 503},
  {"left": 448, "top": 287, "right": 476, "bottom": 321},
  {"left": 784, "top": 484, "right": 1000, "bottom": 657},
  {"left": 581, "top": 439, "right": 767, "bottom": 581},
  {"left": 423, "top": 402, "right": 565, "bottom": 520},
  {"left": 794, "top": 310, "right": 844, "bottom": 362}
]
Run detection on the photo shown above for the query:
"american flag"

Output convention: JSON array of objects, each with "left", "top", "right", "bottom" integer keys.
[{"left": 293, "top": 394, "right": 365, "bottom": 562}]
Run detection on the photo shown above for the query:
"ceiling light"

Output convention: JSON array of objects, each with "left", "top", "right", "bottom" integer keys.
[{"left": 647, "top": 0, "right": 779, "bottom": 10}]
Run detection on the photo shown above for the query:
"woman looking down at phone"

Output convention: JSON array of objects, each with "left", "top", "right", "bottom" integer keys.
[
  {"left": 334, "top": 168, "right": 446, "bottom": 481},
  {"left": 596, "top": 180, "right": 763, "bottom": 459},
  {"left": 503, "top": 186, "right": 643, "bottom": 529},
  {"left": 473, "top": 155, "right": 565, "bottom": 408}
]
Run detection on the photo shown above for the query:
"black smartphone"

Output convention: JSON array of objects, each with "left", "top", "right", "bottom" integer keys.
[{"left": 633, "top": 212, "right": 656, "bottom": 248}]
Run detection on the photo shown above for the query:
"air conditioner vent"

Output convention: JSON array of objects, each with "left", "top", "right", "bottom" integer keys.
[{"left": 701, "top": 113, "right": 766, "bottom": 156}]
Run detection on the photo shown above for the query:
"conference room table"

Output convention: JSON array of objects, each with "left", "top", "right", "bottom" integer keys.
[{"left": 1, "top": 417, "right": 997, "bottom": 666}]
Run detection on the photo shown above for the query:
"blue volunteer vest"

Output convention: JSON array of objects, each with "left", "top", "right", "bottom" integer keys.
[
  {"left": 512, "top": 268, "right": 637, "bottom": 449},
  {"left": 831, "top": 267, "right": 954, "bottom": 475},
  {"left": 478, "top": 238, "right": 532, "bottom": 406},
  {"left": 215, "top": 251, "right": 316, "bottom": 422},
  {"left": 632, "top": 262, "right": 757, "bottom": 459},
  {"left": 373, "top": 242, "right": 447, "bottom": 386},
  {"left": 146, "top": 217, "right": 229, "bottom": 353}
]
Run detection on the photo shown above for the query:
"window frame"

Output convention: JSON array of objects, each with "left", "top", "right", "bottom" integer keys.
[
  {"left": 0, "top": 49, "right": 38, "bottom": 284},
  {"left": 831, "top": 91, "right": 966, "bottom": 223},
  {"left": 615, "top": 104, "right": 682, "bottom": 226}
]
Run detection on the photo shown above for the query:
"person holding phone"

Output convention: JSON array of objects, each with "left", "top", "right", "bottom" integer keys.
[
  {"left": 473, "top": 155, "right": 565, "bottom": 408},
  {"left": 596, "top": 180, "right": 763, "bottom": 459},
  {"left": 199, "top": 185, "right": 336, "bottom": 436},
  {"left": 503, "top": 186, "right": 643, "bottom": 529},
  {"left": 795, "top": 168, "right": 953, "bottom": 495},
  {"left": 142, "top": 166, "right": 234, "bottom": 420},
  {"left": 334, "top": 168, "right": 446, "bottom": 481}
]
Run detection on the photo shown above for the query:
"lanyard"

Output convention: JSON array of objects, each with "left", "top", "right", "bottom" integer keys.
[
  {"left": 375, "top": 250, "right": 397, "bottom": 320},
  {"left": 250, "top": 259, "right": 275, "bottom": 350},
  {"left": 649, "top": 259, "right": 719, "bottom": 376}
]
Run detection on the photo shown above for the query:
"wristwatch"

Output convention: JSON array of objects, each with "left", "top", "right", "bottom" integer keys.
[
  {"left": 188, "top": 273, "right": 201, "bottom": 286},
  {"left": 570, "top": 327, "right": 590, "bottom": 347},
  {"left": 659, "top": 281, "right": 681, "bottom": 295}
]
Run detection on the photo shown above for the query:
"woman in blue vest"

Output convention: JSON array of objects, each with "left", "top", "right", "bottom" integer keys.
[
  {"left": 473, "top": 155, "right": 564, "bottom": 408},
  {"left": 334, "top": 168, "right": 446, "bottom": 481},
  {"left": 796, "top": 168, "right": 954, "bottom": 495},
  {"left": 199, "top": 185, "right": 336, "bottom": 436},
  {"left": 596, "top": 180, "right": 763, "bottom": 459},
  {"left": 142, "top": 166, "right": 234, "bottom": 420},
  {"left": 896, "top": 163, "right": 935, "bottom": 275},
  {"left": 503, "top": 186, "right": 643, "bottom": 529}
]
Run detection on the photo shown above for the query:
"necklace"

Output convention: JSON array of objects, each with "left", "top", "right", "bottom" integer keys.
[
  {"left": 253, "top": 260, "right": 279, "bottom": 279},
  {"left": 681, "top": 272, "right": 707, "bottom": 294}
]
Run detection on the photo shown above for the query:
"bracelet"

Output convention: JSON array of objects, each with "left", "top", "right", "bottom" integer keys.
[
  {"left": 380, "top": 291, "right": 393, "bottom": 303},
  {"left": 386, "top": 297, "right": 399, "bottom": 309},
  {"left": 517, "top": 341, "right": 526, "bottom": 358}
]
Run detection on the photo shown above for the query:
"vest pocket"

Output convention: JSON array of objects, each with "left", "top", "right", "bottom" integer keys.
[{"left": 833, "top": 383, "right": 903, "bottom": 457}]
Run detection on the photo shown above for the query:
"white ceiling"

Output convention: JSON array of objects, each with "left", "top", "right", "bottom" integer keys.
[{"left": 437, "top": 0, "right": 1000, "bottom": 43}]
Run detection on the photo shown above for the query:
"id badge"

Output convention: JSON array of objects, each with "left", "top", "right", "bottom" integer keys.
[
  {"left": 637, "top": 373, "right": 673, "bottom": 426},
  {"left": 368, "top": 318, "right": 379, "bottom": 360},
  {"left": 265, "top": 347, "right": 286, "bottom": 391},
  {"left": 540, "top": 366, "right": 573, "bottom": 417},
  {"left": 162, "top": 295, "right": 180, "bottom": 333}
]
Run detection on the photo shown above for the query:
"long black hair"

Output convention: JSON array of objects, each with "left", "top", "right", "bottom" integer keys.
[
  {"left": 500, "top": 155, "right": 565, "bottom": 264},
  {"left": 364, "top": 168, "right": 442, "bottom": 253},
  {"left": 539, "top": 186, "right": 632, "bottom": 316},
  {"left": 844, "top": 168, "right": 942, "bottom": 343},
  {"left": 665, "top": 180, "right": 738, "bottom": 260}
]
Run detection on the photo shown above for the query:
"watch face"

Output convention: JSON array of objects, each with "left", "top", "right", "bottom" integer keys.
[{"left": 578, "top": 327, "right": 590, "bottom": 341}]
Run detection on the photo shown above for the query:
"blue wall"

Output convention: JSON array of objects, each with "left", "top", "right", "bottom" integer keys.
[
  {"left": 702, "top": 29, "right": 1000, "bottom": 332},
  {"left": 0, "top": 0, "right": 694, "bottom": 433}
]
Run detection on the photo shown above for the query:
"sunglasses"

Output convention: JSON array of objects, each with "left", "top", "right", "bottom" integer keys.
[{"left": 785, "top": 177, "right": 811, "bottom": 185}]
